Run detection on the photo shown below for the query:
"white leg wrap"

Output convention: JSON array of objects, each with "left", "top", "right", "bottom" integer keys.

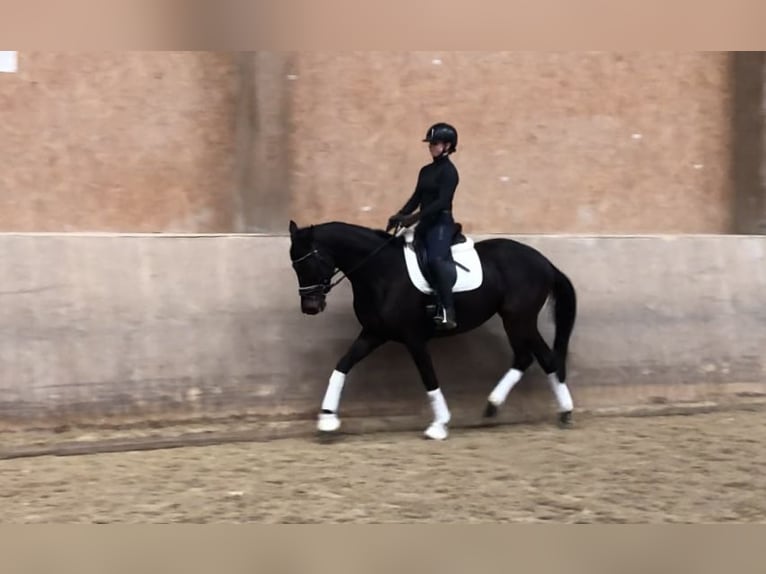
[
  {"left": 427, "top": 388, "right": 451, "bottom": 424},
  {"left": 548, "top": 373, "right": 574, "bottom": 413},
  {"left": 424, "top": 389, "right": 451, "bottom": 440},
  {"left": 321, "top": 369, "right": 346, "bottom": 413},
  {"left": 488, "top": 368, "right": 523, "bottom": 406},
  {"left": 317, "top": 370, "right": 345, "bottom": 432}
]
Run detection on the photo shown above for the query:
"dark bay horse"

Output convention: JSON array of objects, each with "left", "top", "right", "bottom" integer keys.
[{"left": 288, "top": 219, "right": 577, "bottom": 440}]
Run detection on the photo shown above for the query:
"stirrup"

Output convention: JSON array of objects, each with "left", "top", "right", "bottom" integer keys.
[{"left": 433, "top": 306, "right": 457, "bottom": 329}]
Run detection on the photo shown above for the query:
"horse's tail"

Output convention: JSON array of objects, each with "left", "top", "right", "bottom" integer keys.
[{"left": 549, "top": 265, "right": 577, "bottom": 382}]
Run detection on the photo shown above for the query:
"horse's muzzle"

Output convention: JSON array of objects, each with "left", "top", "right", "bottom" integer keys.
[{"left": 301, "top": 296, "right": 327, "bottom": 315}]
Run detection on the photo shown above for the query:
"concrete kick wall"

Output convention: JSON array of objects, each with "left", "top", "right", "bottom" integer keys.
[{"left": 0, "top": 233, "right": 764, "bottom": 433}]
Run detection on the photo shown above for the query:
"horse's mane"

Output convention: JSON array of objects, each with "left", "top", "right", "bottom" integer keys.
[{"left": 313, "top": 221, "right": 398, "bottom": 246}]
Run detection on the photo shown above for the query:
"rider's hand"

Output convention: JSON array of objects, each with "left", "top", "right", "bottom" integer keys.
[
  {"left": 386, "top": 214, "right": 403, "bottom": 232},
  {"left": 399, "top": 213, "right": 419, "bottom": 227}
]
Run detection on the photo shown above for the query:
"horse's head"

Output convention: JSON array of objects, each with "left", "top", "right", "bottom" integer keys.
[{"left": 288, "top": 219, "right": 336, "bottom": 315}]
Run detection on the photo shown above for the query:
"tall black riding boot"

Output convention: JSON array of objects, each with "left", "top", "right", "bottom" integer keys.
[{"left": 430, "top": 261, "right": 457, "bottom": 330}]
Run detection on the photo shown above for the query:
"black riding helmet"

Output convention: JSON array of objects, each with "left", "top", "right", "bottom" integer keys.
[{"left": 422, "top": 122, "right": 458, "bottom": 153}]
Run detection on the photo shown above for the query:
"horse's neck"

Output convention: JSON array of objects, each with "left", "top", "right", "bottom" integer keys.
[{"left": 317, "top": 224, "right": 393, "bottom": 275}]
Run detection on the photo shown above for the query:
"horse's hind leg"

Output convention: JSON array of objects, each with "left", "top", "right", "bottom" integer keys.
[
  {"left": 527, "top": 329, "right": 574, "bottom": 426},
  {"left": 317, "top": 329, "right": 385, "bottom": 433},
  {"left": 484, "top": 316, "right": 535, "bottom": 417}
]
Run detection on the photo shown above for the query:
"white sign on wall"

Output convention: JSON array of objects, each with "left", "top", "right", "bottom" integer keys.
[{"left": 0, "top": 51, "right": 18, "bottom": 73}]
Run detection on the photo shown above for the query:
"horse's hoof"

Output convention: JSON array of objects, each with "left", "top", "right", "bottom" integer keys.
[
  {"left": 424, "top": 422, "right": 448, "bottom": 440},
  {"left": 317, "top": 412, "right": 341, "bottom": 433},
  {"left": 558, "top": 411, "right": 573, "bottom": 428},
  {"left": 483, "top": 402, "right": 498, "bottom": 418}
]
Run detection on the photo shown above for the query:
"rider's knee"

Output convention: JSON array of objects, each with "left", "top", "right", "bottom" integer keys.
[{"left": 428, "top": 255, "right": 447, "bottom": 268}]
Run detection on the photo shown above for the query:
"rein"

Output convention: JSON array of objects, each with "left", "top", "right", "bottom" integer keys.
[{"left": 292, "top": 225, "right": 406, "bottom": 296}]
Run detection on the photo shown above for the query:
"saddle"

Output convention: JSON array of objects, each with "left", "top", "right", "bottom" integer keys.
[{"left": 401, "top": 222, "right": 484, "bottom": 296}]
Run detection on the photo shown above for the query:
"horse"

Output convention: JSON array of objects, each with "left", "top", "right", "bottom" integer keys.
[{"left": 287, "top": 218, "right": 577, "bottom": 440}]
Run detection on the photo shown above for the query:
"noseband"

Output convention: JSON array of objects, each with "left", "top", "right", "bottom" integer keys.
[{"left": 290, "top": 248, "right": 338, "bottom": 297}]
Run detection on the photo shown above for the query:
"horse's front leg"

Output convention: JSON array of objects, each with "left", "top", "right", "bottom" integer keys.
[
  {"left": 404, "top": 338, "right": 451, "bottom": 440},
  {"left": 317, "top": 329, "right": 386, "bottom": 433}
]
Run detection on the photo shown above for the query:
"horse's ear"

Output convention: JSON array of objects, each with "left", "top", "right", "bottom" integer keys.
[{"left": 288, "top": 220, "right": 298, "bottom": 235}]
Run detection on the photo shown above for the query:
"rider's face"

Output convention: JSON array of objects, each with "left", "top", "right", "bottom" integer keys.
[{"left": 428, "top": 141, "right": 448, "bottom": 157}]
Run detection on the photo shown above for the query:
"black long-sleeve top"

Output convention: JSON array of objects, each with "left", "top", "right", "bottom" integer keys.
[{"left": 397, "top": 154, "right": 459, "bottom": 226}]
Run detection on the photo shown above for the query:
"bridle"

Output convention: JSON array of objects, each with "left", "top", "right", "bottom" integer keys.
[
  {"left": 290, "top": 248, "right": 338, "bottom": 298},
  {"left": 290, "top": 226, "right": 406, "bottom": 298}
]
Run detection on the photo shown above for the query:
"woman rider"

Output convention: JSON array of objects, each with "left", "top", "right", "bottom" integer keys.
[{"left": 387, "top": 122, "right": 460, "bottom": 330}]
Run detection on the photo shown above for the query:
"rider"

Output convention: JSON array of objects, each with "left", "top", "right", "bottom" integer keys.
[{"left": 387, "top": 122, "right": 460, "bottom": 330}]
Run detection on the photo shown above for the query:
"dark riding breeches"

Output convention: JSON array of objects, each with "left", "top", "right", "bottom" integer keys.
[{"left": 421, "top": 212, "right": 457, "bottom": 310}]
